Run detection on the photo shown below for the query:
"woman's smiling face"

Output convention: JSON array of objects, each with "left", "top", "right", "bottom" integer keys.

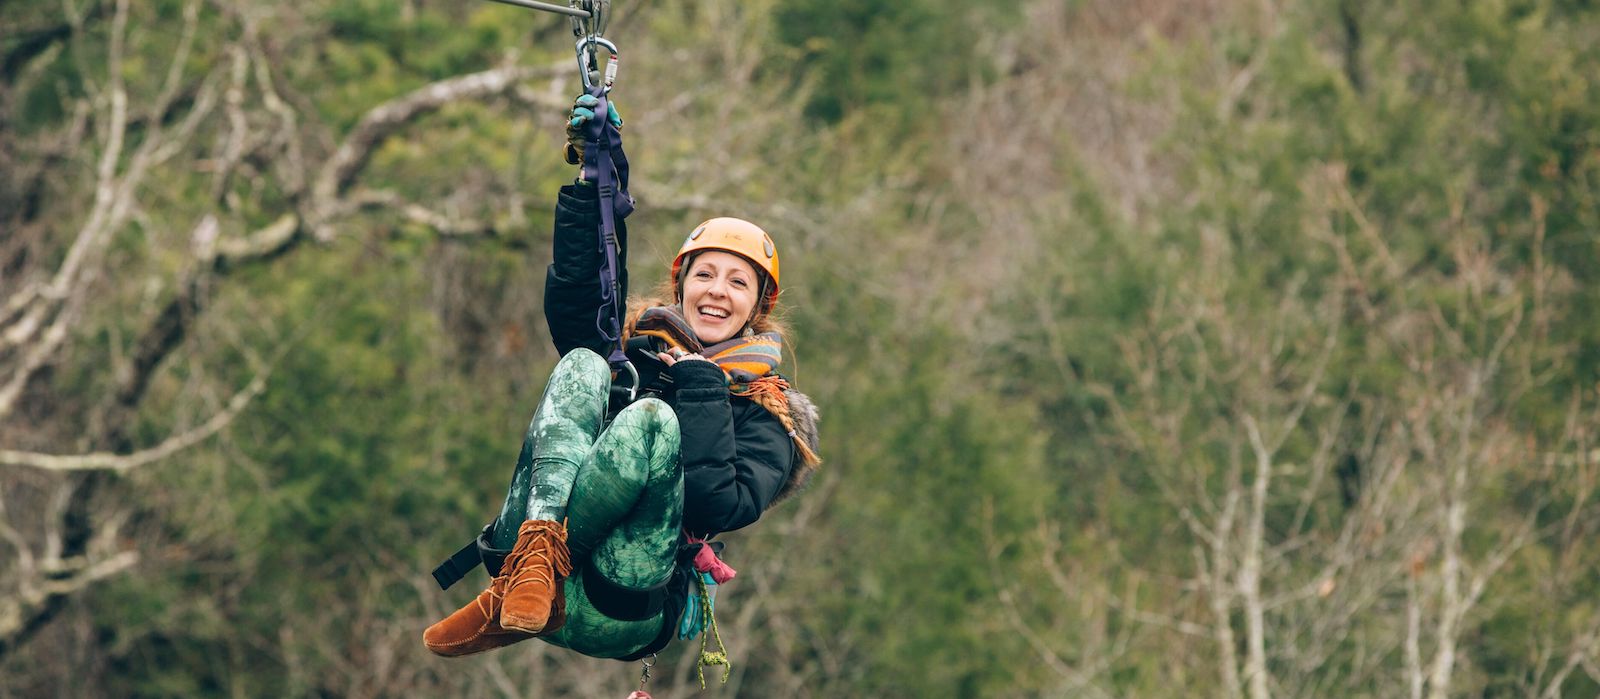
[{"left": 680, "top": 250, "right": 760, "bottom": 344}]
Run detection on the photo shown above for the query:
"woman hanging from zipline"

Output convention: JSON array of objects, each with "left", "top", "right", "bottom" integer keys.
[{"left": 423, "top": 92, "right": 820, "bottom": 665}]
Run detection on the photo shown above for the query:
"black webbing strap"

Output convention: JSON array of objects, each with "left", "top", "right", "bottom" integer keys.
[
  {"left": 580, "top": 83, "right": 634, "bottom": 369},
  {"left": 616, "top": 562, "right": 692, "bottom": 661},
  {"left": 432, "top": 541, "right": 479, "bottom": 591},
  {"left": 431, "top": 524, "right": 510, "bottom": 591},
  {"left": 581, "top": 561, "right": 671, "bottom": 621}
]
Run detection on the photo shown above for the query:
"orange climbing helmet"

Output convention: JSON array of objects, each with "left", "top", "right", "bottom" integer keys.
[{"left": 671, "top": 217, "right": 781, "bottom": 315}]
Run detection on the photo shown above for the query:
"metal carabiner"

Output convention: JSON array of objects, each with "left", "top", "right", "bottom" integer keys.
[
  {"left": 576, "top": 36, "right": 620, "bottom": 93},
  {"left": 568, "top": 0, "right": 616, "bottom": 93},
  {"left": 618, "top": 359, "right": 640, "bottom": 403},
  {"left": 568, "top": 0, "right": 609, "bottom": 39},
  {"left": 627, "top": 654, "right": 656, "bottom": 698}
]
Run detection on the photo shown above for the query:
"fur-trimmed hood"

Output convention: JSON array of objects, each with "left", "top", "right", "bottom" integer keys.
[{"left": 770, "top": 388, "right": 820, "bottom": 506}]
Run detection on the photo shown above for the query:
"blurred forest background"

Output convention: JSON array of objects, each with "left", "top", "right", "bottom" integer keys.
[{"left": 3, "top": 0, "right": 1599, "bottom": 696}]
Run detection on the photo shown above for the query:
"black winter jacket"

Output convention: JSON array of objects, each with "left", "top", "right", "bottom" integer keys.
[{"left": 544, "top": 182, "right": 795, "bottom": 536}]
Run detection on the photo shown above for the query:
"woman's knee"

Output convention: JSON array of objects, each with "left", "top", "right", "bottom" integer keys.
[
  {"left": 553, "top": 347, "right": 612, "bottom": 386},
  {"left": 528, "top": 349, "right": 611, "bottom": 426},
  {"left": 613, "top": 397, "right": 677, "bottom": 429},
  {"left": 610, "top": 398, "right": 680, "bottom": 464}
]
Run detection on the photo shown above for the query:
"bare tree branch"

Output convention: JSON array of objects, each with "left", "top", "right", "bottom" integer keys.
[
  {"left": 0, "top": 550, "right": 139, "bottom": 651},
  {"left": 1239, "top": 414, "right": 1273, "bottom": 699},
  {"left": 308, "top": 62, "right": 563, "bottom": 237},
  {"left": 2, "top": 369, "right": 268, "bottom": 472}
]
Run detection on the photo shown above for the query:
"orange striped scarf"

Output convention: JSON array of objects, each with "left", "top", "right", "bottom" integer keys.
[
  {"left": 632, "top": 306, "right": 781, "bottom": 384},
  {"left": 632, "top": 306, "right": 820, "bottom": 466}
]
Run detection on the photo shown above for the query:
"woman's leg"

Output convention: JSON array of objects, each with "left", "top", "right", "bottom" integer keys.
[
  {"left": 490, "top": 348, "right": 611, "bottom": 548},
  {"left": 423, "top": 349, "right": 609, "bottom": 656},
  {"left": 541, "top": 397, "right": 684, "bottom": 659},
  {"left": 496, "top": 349, "right": 612, "bottom": 632}
]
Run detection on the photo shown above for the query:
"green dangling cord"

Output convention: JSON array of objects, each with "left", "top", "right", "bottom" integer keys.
[{"left": 694, "top": 573, "right": 732, "bottom": 688}]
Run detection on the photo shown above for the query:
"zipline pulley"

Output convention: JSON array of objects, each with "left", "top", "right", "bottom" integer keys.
[
  {"left": 568, "top": 0, "right": 617, "bottom": 93},
  {"left": 568, "top": 0, "right": 610, "bottom": 40},
  {"left": 482, "top": 0, "right": 618, "bottom": 93}
]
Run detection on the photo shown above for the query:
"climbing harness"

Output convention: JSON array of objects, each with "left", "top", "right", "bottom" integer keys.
[
  {"left": 581, "top": 558, "right": 672, "bottom": 620},
  {"left": 578, "top": 80, "right": 638, "bottom": 405},
  {"left": 431, "top": 523, "right": 507, "bottom": 590}
]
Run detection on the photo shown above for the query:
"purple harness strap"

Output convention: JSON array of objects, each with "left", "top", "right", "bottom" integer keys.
[{"left": 580, "top": 84, "right": 635, "bottom": 368}]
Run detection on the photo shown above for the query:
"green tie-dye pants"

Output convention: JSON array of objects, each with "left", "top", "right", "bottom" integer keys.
[{"left": 490, "top": 349, "right": 683, "bottom": 659}]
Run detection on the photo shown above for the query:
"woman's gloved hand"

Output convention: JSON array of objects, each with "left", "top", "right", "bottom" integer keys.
[
  {"left": 656, "top": 348, "right": 712, "bottom": 368},
  {"left": 658, "top": 349, "right": 726, "bottom": 389},
  {"left": 564, "top": 93, "right": 623, "bottom": 166}
]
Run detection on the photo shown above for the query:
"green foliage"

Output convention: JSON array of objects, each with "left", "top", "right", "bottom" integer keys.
[
  {"left": 812, "top": 344, "right": 1052, "bottom": 695},
  {"left": 8, "top": 0, "right": 1600, "bottom": 695},
  {"left": 324, "top": 0, "right": 518, "bottom": 80},
  {"left": 769, "top": 0, "right": 1022, "bottom": 126}
]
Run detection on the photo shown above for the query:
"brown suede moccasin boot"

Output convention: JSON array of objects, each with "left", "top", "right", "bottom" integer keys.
[
  {"left": 421, "top": 593, "right": 531, "bottom": 658},
  {"left": 422, "top": 520, "right": 567, "bottom": 657},
  {"left": 499, "top": 519, "right": 574, "bottom": 634}
]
